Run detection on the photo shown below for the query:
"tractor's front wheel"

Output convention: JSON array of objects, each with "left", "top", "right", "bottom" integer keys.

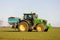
[
  {"left": 36, "top": 24, "right": 44, "bottom": 32},
  {"left": 18, "top": 21, "right": 29, "bottom": 32}
]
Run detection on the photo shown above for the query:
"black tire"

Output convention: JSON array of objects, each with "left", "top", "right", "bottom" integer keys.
[
  {"left": 18, "top": 21, "right": 29, "bottom": 32},
  {"left": 36, "top": 24, "right": 44, "bottom": 32},
  {"left": 44, "top": 28, "right": 48, "bottom": 32},
  {"left": 12, "top": 25, "right": 14, "bottom": 28}
]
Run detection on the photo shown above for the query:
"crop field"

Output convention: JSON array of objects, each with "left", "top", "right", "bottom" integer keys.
[{"left": 0, "top": 27, "right": 60, "bottom": 40}]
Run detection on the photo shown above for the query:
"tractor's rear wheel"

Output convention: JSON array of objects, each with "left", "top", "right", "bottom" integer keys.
[
  {"left": 18, "top": 21, "right": 29, "bottom": 32},
  {"left": 36, "top": 24, "right": 44, "bottom": 32}
]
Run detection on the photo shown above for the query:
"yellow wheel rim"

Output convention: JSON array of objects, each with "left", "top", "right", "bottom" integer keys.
[
  {"left": 37, "top": 26, "right": 42, "bottom": 31},
  {"left": 19, "top": 25, "right": 25, "bottom": 31}
]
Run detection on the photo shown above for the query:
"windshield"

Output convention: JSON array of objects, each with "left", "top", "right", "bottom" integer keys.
[{"left": 24, "top": 14, "right": 33, "bottom": 20}]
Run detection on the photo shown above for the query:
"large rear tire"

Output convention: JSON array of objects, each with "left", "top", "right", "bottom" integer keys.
[
  {"left": 36, "top": 24, "right": 44, "bottom": 32},
  {"left": 18, "top": 21, "right": 29, "bottom": 32}
]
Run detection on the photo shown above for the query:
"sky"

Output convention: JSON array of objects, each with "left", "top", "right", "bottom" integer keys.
[{"left": 0, "top": 0, "right": 60, "bottom": 27}]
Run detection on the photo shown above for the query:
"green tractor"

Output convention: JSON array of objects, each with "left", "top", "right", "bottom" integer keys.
[{"left": 8, "top": 12, "right": 52, "bottom": 32}]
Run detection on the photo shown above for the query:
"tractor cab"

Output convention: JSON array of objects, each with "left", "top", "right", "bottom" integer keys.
[
  {"left": 24, "top": 13, "right": 36, "bottom": 20},
  {"left": 23, "top": 13, "right": 37, "bottom": 25}
]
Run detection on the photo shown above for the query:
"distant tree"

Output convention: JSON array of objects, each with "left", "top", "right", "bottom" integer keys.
[{"left": 0, "top": 20, "right": 3, "bottom": 26}]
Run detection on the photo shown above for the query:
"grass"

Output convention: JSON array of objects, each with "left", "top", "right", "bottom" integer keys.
[{"left": 0, "top": 27, "right": 60, "bottom": 40}]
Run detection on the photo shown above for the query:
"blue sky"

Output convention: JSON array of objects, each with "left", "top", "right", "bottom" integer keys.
[{"left": 0, "top": 0, "right": 60, "bottom": 27}]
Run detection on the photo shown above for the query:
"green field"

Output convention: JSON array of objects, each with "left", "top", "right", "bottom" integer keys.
[{"left": 0, "top": 27, "right": 60, "bottom": 40}]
